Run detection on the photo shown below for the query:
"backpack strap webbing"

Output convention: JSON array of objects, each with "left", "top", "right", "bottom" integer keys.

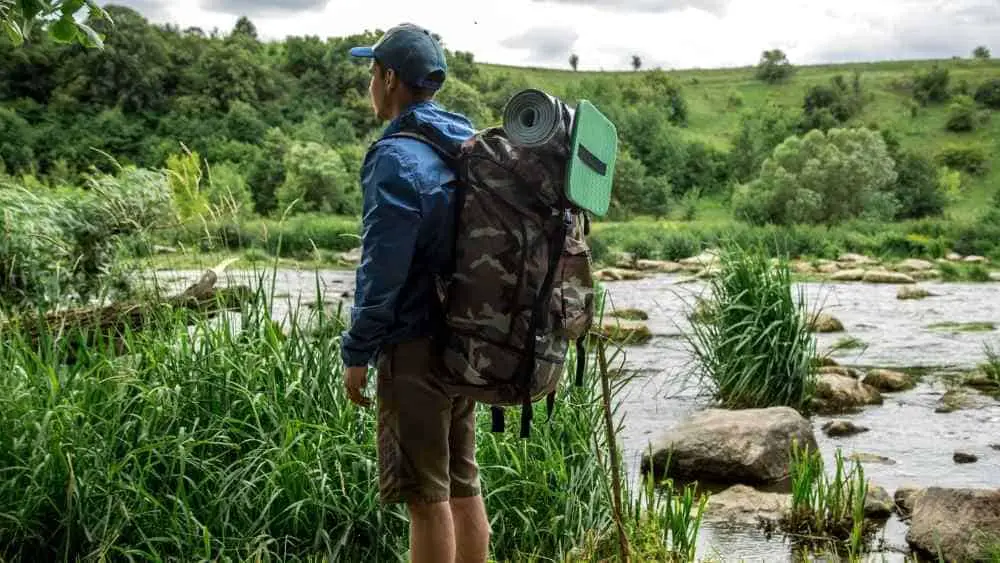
[
  {"left": 575, "top": 337, "right": 586, "bottom": 387},
  {"left": 491, "top": 406, "right": 505, "bottom": 433}
]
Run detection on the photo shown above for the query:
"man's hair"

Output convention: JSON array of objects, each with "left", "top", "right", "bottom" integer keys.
[{"left": 373, "top": 60, "right": 438, "bottom": 101}]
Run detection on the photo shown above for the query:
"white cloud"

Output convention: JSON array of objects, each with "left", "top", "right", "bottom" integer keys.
[{"left": 102, "top": 0, "right": 1000, "bottom": 71}]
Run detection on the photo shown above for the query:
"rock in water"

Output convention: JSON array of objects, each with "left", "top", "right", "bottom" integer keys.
[
  {"left": 863, "top": 369, "right": 914, "bottom": 392},
  {"left": 594, "top": 268, "right": 646, "bottom": 282},
  {"left": 635, "top": 259, "right": 683, "bottom": 273},
  {"left": 953, "top": 451, "right": 978, "bottom": 464},
  {"left": 640, "top": 407, "right": 817, "bottom": 485},
  {"left": 819, "top": 366, "right": 863, "bottom": 379},
  {"left": 897, "top": 286, "right": 932, "bottom": 300},
  {"left": 895, "top": 486, "right": 924, "bottom": 518},
  {"left": 598, "top": 320, "right": 651, "bottom": 344},
  {"left": 830, "top": 268, "right": 866, "bottom": 281},
  {"left": 865, "top": 485, "right": 895, "bottom": 519},
  {"left": 839, "top": 253, "right": 879, "bottom": 265},
  {"left": 809, "top": 313, "right": 844, "bottom": 333},
  {"left": 895, "top": 258, "right": 936, "bottom": 272},
  {"left": 814, "top": 373, "right": 883, "bottom": 412},
  {"left": 862, "top": 270, "right": 916, "bottom": 284},
  {"left": 821, "top": 420, "right": 869, "bottom": 437},
  {"left": 906, "top": 487, "right": 1000, "bottom": 562},
  {"left": 705, "top": 484, "right": 791, "bottom": 524}
]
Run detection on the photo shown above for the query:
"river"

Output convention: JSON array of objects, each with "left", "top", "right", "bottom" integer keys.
[{"left": 150, "top": 267, "right": 1000, "bottom": 562}]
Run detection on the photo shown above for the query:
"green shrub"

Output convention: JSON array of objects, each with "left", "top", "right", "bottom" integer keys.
[
  {"left": 945, "top": 95, "right": 977, "bottom": 132},
  {"left": 0, "top": 168, "right": 175, "bottom": 308},
  {"left": 681, "top": 244, "right": 818, "bottom": 411},
  {"left": 277, "top": 141, "right": 359, "bottom": 215},
  {"left": 912, "top": 66, "right": 951, "bottom": 105},
  {"left": 891, "top": 151, "right": 948, "bottom": 219},
  {"left": 974, "top": 78, "right": 1000, "bottom": 109},
  {"left": 936, "top": 145, "right": 990, "bottom": 175},
  {"left": 732, "top": 127, "right": 898, "bottom": 225}
]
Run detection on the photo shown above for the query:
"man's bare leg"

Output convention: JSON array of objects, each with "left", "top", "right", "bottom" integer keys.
[
  {"left": 408, "top": 501, "right": 455, "bottom": 563},
  {"left": 450, "top": 495, "right": 490, "bottom": 563}
]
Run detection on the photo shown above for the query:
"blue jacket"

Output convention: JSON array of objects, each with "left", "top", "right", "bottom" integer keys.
[{"left": 340, "top": 100, "right": 475, "bottom": 368}]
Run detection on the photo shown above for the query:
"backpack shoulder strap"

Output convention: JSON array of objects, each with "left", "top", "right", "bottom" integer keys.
[{"left": 379, "top": 131, "right": 460, "bottom": 169}]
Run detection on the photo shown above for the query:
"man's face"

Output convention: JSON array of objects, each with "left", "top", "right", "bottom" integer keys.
[{"left": 368, "top": 61, "right": 392, "bottom": 121}]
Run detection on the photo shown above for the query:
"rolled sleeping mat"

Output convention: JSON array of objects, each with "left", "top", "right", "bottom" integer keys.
[{"left": 502, "top": 88, "right": 574, "bottom": 149}]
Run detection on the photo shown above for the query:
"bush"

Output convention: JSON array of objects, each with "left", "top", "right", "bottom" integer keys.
[
  {"left": 912, "top": 66, "right": 951, "bottom": 105},
  {"left": 891, "top": 151, "right": 948, "bottom": 219},
  {"left": 0, "top": 168, "right": 175, "bottom": 308},
  {"left": 974, "top": 78, "right": 1000, "bottom": 109},
  {"left": 682, "top": 244, "right": 818, "bottom": 411},
  {"left": 277, "top": 141, "right": 359, "bottom": 215},
  {"left": 945, "top": 95, "right": 977, "bottom": 132},
  {"left": 936, "top": 145, "right": 990, "bottom": 175},
  {"left": 732, "top": 127, "right": 898, "bottom": 225},
  {"left": 728, "top": 103, "right": 800, "bottom": 183},
  {"left": 800, "top": 74, "right": 864, "bottom": 131}
]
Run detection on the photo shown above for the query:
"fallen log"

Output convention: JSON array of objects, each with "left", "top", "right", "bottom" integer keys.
[{"left": 1, "top": 261, "right": 252, "bottom": 359}]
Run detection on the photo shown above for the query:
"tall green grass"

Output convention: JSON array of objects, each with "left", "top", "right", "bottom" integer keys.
[
  {"left": 682, "top": 245, "right": 818, "bottom": 411},
  {"left": 782, "top": 440, "right": 873, "bottom": 557},
  {"left": 0, "top": 270, "right": 705, "bottom": 562}
]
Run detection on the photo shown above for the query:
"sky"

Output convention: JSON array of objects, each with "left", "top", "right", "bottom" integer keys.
[{"left": 104, "top": 0, "right": 999, "bottom": 71}]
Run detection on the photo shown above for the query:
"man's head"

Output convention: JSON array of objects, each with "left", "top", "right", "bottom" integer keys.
[{"left": 350, "top": 23, "right": 448, "bottom": 121}]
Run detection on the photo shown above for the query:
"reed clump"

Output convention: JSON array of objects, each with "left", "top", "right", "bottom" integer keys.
[
  {"left": 780, "top": 440, "right": 876, "bottom": 557},
  {"left": 683, "top": 243, "right": 818, "bottom": 412}
]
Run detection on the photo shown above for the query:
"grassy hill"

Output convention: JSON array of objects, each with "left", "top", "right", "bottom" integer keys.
[{"left": 482, "top": 58, "right": 1000, "bottom": 221}]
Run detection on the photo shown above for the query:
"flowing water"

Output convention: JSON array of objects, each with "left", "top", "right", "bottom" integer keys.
[{"left": 150, "top": 268, "right": 1000, "bottom": 562}]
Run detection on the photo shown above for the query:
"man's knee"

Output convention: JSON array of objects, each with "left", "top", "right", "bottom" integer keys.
[{"left": 407, "top": 499, "right": 451, "bottom": 521}]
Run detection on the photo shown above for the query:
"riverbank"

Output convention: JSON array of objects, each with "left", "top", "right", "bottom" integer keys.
[{"left": 138, "top": 266, "right": 1000, "bottom": 561}]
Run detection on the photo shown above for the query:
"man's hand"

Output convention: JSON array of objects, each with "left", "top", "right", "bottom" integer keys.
[{"left": 345, "top": 365, "right": 372, "bottom": 407}]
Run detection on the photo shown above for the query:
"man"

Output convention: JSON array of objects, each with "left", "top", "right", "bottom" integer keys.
[{"left": 342, "top": 23, "right": 490, "bottom": 563}]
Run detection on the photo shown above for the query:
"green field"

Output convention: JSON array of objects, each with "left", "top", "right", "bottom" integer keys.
[{"left": 480, "top": 57, "right": 1000, "bottom": 221}]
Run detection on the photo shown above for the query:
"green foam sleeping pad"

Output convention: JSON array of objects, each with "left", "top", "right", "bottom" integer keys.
[{"left": 565, "top": 99, "right": 617, "bottom": 217}]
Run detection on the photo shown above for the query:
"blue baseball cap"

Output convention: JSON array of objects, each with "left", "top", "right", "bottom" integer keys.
[{"left": 350, "top": 23, "right": 448, "bottom": 91}]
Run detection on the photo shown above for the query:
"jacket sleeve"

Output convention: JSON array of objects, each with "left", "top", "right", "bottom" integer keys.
[{"left": 340, "top": 143, "right": 422, "bottom": 368}]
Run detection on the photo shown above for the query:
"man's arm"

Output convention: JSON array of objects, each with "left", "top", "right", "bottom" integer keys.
[{"left": 341, "top": 143, "right": 422, "bottom": 368}]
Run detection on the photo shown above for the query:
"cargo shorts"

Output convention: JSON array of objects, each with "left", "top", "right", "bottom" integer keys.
[{"left": 375, "top": 337, "right": 481, "bottom": 505}]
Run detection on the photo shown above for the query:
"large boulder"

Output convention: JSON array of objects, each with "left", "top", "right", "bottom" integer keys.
[
  {"left": 640, "top": 407, "right": 817, "bottom": 485},
  {"left": 814, "top": 373, "right": 883, "bottom": 413},
  {"left": 906, "top": 487, "right": 1000, "bottom": 562},
  {"left": 679, "top": 250, "right": 720, "bottom": 271}
]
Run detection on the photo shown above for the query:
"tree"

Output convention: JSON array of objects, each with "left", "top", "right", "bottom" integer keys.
[
  {"left": 973, "top": 45, "right": 991, "bottom": 59},
  {"left": 277, "top": 141, "right": 358, "bottom": 215},
  {"left": 755, "top": 49, "right": 793, "bottom": 84},
  {"left": 1, "top": 0, "right": 112, "bottom": 48},
  {"left": 800, "top": 73, "right": 865, "bottom": 132},
  {"left": 232, "top": 16, "right": 258, "bottom": 41},
  {"left": 732, "top": 127, "right": 899, "bottom": 225},
  {"left": 569, "top": 53, "right": 579, "bottom": 71},
  {"left": 631, "top": 55, "right": 642, "bottom": 71}
]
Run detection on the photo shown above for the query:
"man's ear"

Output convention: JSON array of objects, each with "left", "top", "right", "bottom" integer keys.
[{"left": 384, "top": 67, "right": 399, "bottom": 92}]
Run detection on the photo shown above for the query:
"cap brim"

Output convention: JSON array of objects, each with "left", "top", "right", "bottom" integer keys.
[{"left": 349, "top": 46, "right": 375, "bottom": 58}]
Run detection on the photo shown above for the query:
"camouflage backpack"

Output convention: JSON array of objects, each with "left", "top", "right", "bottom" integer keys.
[{"left": 384, "top": 120, "right": 597, "bottom": 438}]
